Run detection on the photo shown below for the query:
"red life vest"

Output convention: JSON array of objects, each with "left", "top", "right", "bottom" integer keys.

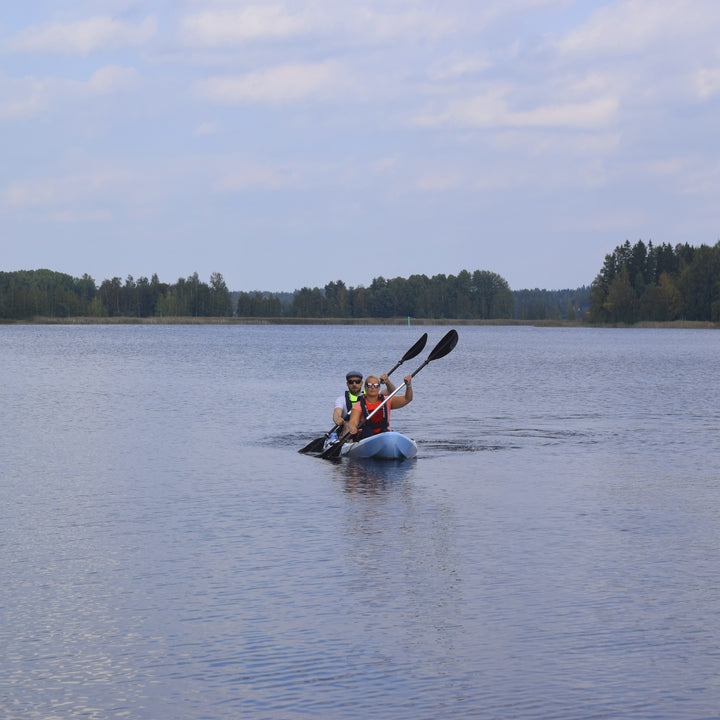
[{"left": 357, "top": 395, "right": 390, "bottom": 439}]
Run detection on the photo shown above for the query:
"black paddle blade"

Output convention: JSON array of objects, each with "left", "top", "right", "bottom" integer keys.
[
  {"left": 386, "top": 332, "right": 428, "bottom": 376},
  {"left": 298, "top": 435, "right": 327, "bottom": 454},
  {"left": 402, "top": 332, "right": 428, "bottom": 362},
  {"left": 319, "top": 438, "right": 345, "bottom": 460},
  {"left": 427, "top": 329, "right": 458, "bottom": 362}
]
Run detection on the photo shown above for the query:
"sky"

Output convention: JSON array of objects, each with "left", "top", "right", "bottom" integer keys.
[{"left": 1, "top": 1, "right": 719, "bottom": 293}]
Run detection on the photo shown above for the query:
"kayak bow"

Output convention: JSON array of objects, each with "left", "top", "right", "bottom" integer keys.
[{"left": 338, "top": 431, "right": 417, "bottom": 460}]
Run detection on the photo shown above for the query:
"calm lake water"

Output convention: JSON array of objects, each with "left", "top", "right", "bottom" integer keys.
[{"left": 2, "top": 324, "right": 719, "bottom": 719}]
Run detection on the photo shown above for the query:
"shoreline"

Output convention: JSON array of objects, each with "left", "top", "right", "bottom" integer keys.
[{"left": 2, "top": 317, "right": 718, "bottom": 329}]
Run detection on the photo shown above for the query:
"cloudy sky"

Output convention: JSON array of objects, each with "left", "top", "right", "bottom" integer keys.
[{"left": 2, "top": 1, "right": 719, "bottom": 292}]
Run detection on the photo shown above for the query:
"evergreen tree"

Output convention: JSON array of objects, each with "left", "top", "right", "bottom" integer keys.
[
  {"left": 680, "top": 243, "right": 720, "bottom": 320},
  {"left": 209, "top": 272, "right": 233, "bottom": 316},
  {"left": 604, "top": 266, "right": 638, "bottom": 323}
]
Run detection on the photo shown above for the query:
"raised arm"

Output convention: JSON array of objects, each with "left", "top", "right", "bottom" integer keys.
[
  {"left": 389, "top": 374, "right": 413, "bottom": 409},
  {"left": 380, "top": 373, "right": 396, "bottom": 394}
]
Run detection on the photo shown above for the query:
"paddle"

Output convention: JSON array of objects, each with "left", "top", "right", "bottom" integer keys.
[
  {"left": 298, "top": 332, "right": 429, "bottom": 454},
  {"left": 319, "top": 329, "right": 459, "bottom": 460}
]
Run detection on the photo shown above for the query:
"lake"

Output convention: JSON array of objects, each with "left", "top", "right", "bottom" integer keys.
[{"left": 2, "top": 324, "right": 719, "bottom": 719}]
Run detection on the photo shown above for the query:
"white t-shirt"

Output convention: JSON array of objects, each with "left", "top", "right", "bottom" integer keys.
[{"left": 334, "top": 391, "right": 363, "bottom": 419}]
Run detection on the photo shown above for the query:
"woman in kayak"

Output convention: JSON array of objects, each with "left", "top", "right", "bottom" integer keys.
[
  {"left": 347, "top": 373, "right": 413, "bottom": 441},
  {"left": 331, "top": 370, "right": 396, "bottom": 440}
]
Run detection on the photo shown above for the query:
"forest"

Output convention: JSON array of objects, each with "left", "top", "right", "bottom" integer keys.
[
  {"left": 1, "top": 240, "right": 718, "bottom": 322},
  {"left": 588, "top": 240, "right": 720, "bottom": 322},
  {"left": 0, "top": 267, "right": 587, "bottom": 321},
  {"left": 0, "top": 271, "right": 234, "bottom": 320}
]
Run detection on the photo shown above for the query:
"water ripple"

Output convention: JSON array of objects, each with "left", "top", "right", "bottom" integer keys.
[{"left": 3, "top": 325, "right": 720, "bottom": 719}]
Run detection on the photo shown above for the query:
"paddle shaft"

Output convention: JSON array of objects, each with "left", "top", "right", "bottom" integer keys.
[
  {"left": 351, "top": 361, "right": 425, "bottom": 429},
  {"left": 332, "top": 363, "right": 409, "bottom": 432},
  {"left": 385, "top": 357, "right": 409, "bottom": 377},
  {"left": 356, "top": 329, "right": 457, "bottom": 427}
]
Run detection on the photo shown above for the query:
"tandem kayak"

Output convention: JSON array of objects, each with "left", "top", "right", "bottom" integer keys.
[{"left": 340, "top": 431, "right": 418, "bottom": 460}]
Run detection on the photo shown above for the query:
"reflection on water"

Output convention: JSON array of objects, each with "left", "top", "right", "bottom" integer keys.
[
  {"left": 332, "top": 456, "right": 416, "bottom": 493},
  {"left": 3, "top": 325, "right": 720, "bottom": 719}
]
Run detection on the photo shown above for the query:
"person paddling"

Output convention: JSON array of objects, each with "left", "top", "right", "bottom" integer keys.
[
  {"left": 332, "top": 370, "right": 395, "bottom": 439},
  {"left": 347, "top": 374, "right": 413, "bottom": 441}
]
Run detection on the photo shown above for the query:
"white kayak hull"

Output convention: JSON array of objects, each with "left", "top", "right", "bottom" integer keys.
[{"left": 340, "top": 431, "right": 417, "bottom": 460}]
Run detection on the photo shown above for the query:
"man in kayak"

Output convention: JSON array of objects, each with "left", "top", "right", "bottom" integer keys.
[
  {"left": 347, "top": 373, "right": 413, "bottom": 440},
  {"left": 332, "top": 370, "right": 395, "bottom": 440}
]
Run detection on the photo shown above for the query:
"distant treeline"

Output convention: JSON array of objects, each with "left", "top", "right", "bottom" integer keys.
[
  {"left": 589, "top": 240, "right": 720, "bottom": 322},
  {"left": 513, "top": 287, "right": 590, "bottom": 321},
  {"left": 247, "top": 273, "right": 589, "bottom": 321},
  {"left": 5, "top": 240, "right": 717, "bottom": 322},
  {"left": 0, "top": 271, "right": 234, "bottom": 320},
  {"left": 270, "top": 271, "right": 518, "bottom": 319},
  {"left": 0, "top": 262, "right": 640, "bottom": 320},
  {"left": 0, "top": 267, "right": 590, "bottom": 321}
]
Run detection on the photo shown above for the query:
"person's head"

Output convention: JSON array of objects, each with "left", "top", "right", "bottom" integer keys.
[
  {"left": 346, "top": 371, "right": 363, "bottom": 392},
  {"left": 364, "top": 375, "right": 381, "bottom": 397}
]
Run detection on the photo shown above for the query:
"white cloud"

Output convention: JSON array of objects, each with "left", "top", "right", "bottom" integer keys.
[
  {"left": 0, "top": 74, "right": 50, "bottom": 118},
  {"left": 546, "top": 1, "right": 720, "bottom": 114},
  {"left": 88, "top": 65, "right": 138, "bottom": 94},
  {"left": 373, "top": 155, "right": 400, "bottom": 173},
  {"left": 351, "top": 6, "right": 461, "bottom": 43},
  {"left": 695, "top": 67, "right": 720, "bottom": 100},
  {"left": 427, "top": 55, "right": 492, "bottom": 82},
  {"left": 557, "top": 0, "right": 715, "bottom": 56},
  {"left": 0, "top": 65, "right": 138, "bottom": 118},
  {"left": 195, "top": 61, "right": 344, "bottom": 104},
  {"left": 215, "top": 164, "right": 295, "bottom": 191},
  {"left": 414, "top": 89, "right": 617, "bottom": 130},
  {"left": 177, "top": 1, "right": 471, "bottom": 49},
  {"left": 7, "top": 15, "right": 157, "bottom": 55},
  {"left": 1, "top": 168, "right": 135, "bottom": 210},
  {"left": 180, "top": 5, "right": 317, "bottom": 45},
  {"left": 415, "top": 172, "right": 461, "bottom": 192},
  {"left": 194, "top": 121, "right": 218, "bottom": 136},
  {"left": 510, "top": 97, "right": 618, "bottom": 128},
  {"left": 649, "top": 155, "right": 720, "bottom": 197},
  {"left": 51, "top": 208, "right": 113, "bottom": 223}
]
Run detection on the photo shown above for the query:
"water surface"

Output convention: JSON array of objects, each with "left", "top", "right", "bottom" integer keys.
[{"left": 2, "top": 325, "right": 719, "bottom": 718}]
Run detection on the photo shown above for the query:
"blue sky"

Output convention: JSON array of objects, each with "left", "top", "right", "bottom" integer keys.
[{"left": 2, "top": 0, "right": 719, "bottom": 292}]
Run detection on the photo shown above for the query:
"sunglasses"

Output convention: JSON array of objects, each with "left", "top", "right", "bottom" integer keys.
[
  {"left": 347, "top": 378, "right": 362, "bottom": 384},
  {"left": 365, "top": 382, "right": 380, "bottom": 388}
]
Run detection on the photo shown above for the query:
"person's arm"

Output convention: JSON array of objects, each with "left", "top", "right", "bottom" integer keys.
[
  {"left": 347, "top": 404, "right": 362, "bottom": 435},
  {"left": 380, "top": 373, "right": 396, "bottom": 394},
  {"left": 390, "top": 374, "right": 413, "bottom": 408},
  {"left": 332, "top": 395, "right": 348, "bottom": 429}
]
